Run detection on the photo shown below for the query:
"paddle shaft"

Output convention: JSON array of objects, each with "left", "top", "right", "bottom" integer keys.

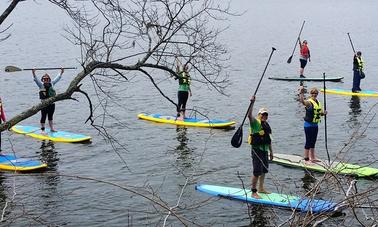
[
  {"left": 239, "top": 47, "right": 276, "bottom": 127},
  {"left": 288, "top": 21, "right": 306, "bottom": 63},
  {"left": 323, "top": 72, "right": 330, "bottom": 163},
  {"left": 347, "top": 33, "right": 356, "bottom": 54},
  {"left": 23, "top": 67, "right": 76, "bottom": 70}
]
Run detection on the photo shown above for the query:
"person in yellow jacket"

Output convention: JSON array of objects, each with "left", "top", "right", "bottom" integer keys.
[
  {"left": 247, "top": 96, "right": 273, "bottom": 199},
  {"left": 299, "top": 86, "right": 327, "bottom": 163},
  {"left": 352, "top": 51, "right": 365, "bottom": 93},
  {"left": 175, "top": 57, "right": 192, "bottom": 120}
]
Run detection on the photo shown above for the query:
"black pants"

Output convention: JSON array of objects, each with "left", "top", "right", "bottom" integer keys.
[
  {"left": 177, "top": 91, "right": 189, "bottom": 113},
  {"left": 41, "top": 104, "right": 55, "bottom": 123}
]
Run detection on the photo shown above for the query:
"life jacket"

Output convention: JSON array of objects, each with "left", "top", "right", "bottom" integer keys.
[
  {"left": 304, "top": 99, "right": 322, "bottom": 123},
  {"left": 300, "top": 44, "right": 310, "bottom": 59},
  {"left": 248, "top": 119, "right": 272, "bottom": 145},
  {"left": 39, "top": 83, "right": 56, "bottom": 100},
  {"left": 178, "top": 71, "right": 191, "bottom": 85},
  {"left": 354, "top": 56, "right": 364, "bottom": 70}
]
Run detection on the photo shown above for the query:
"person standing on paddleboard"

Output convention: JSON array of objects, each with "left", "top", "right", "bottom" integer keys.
[
  {"left": 0, "top": 97, "right": 6, "bottom": 152},
  {"left": 298, "top": 86, "right": 326, "bottom": 163},
  {"left": 352, "top": 51, "right": 365, "bottom": 93},
  {"left": 175, "top": 57, "right": 192, "bottom": 120},
  {"left": 248, "top": 96, "right": 273, "bottom": 199},
  {"left": 299, "top": 39, "right": 310, "bottom": 78},
  {"left": 32, "top": 68, "right": 64, "bottom": 133}
]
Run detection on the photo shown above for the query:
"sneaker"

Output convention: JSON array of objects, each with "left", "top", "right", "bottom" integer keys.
[
  {"left": 300, "top": 75, "right": 306, "bottom": 78},
  {"left": 352, "top": 90, "right": 359, "bottom": 93}
]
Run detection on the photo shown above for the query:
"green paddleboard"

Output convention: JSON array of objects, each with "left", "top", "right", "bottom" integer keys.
[{"left": 273, "top": 153, "right": 378, "bottom": 177}]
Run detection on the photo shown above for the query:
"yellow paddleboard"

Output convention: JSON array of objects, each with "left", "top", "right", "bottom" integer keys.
[
  {"left": 321, "top": 88, "right": 378, "bottom": 97},
  {"left": 138, "top": 113, "right": 235, "bottom": 128}
]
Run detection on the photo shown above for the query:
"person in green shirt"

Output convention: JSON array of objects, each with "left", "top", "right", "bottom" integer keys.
[
  {"left": 175, "top": 58, "right": 192, "bottom": 120},
  {"left": 248, "top": 96, "right": 273, "bottom": 199}
]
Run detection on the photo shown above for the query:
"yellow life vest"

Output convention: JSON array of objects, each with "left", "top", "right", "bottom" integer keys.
[
  {"left": 304, "top": 99, "right": 322, "bottom": 123},
  {"left": 356, "top": 57, "right": 364, "bottom": 70},
  {"left": 248, "top": 119, "right": 272, "bottom": 145}
]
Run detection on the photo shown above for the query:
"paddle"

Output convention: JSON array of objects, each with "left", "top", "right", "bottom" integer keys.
[
  {"left": 231, "top": 47, "right": 276, "bottom": 148},
  {"left": 4, "top": 65, "right": 77, "bottom": 72},
  {"left": 323, "top": 72, "right": 330, "bottom": 163},
  {"left": 287, "top": 20, "right": 305, "bottom": 64},
  {"left": 347, "top": 33, "right": 356, "bottom": 54}
]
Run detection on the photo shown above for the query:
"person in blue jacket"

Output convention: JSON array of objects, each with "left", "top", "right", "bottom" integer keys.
[{"left": 32, "top": 68, "right": 64, "bottom": 133}]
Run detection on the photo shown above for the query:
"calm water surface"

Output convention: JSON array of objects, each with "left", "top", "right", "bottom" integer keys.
[{"left": 0, "top": 0, "right": 377, "bottom": 226}]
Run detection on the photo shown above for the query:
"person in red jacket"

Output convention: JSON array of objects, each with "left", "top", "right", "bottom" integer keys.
[
  {"left": 299, "top": 39, "right": 311, "bottom": 78},
  {"left": 0, "top": 97, "right": 6, "bottom": 152}
]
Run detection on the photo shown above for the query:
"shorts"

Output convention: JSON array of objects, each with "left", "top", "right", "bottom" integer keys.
[
  {"left": 300, "top": 59, "right": 308, "bottom": 68},
  {"left": 251, "top": 147, "right": 269, "bottom": 177}
]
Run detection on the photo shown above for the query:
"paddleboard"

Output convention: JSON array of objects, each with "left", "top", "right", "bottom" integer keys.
[
  {"left": 0, "top": 154, "right": 47, "bottom": 172},
  {"left": 273, "top": 153, "right": 378, "bottom": 177},
  {"left": 195, "top": 184, "right": 340, "bottom": 213},
  {"left": 269, "top": 76, "right": 343, "bottom": 82},
  {"left": 138, "top": 113, "right": 236, "bottom": 128},
  {"left": 321, "top": 88, "right": 378, "bottom": 97},
  {"left": 11, "top": 125, "right": 91, "bottom": 143}
]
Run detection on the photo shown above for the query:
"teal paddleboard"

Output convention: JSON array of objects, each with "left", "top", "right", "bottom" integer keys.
[
  {"left": 273, "top": 153, "right": 378, "bottom": 177},
  {"left": 196, "top": 184, "right": 341, "bottom": 213}
]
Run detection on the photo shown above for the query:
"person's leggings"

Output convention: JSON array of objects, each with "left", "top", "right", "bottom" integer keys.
[
  {"left": 40, "top": 103, "right": 55, "bottom": 123},
  {"left": 304, "top": 125, "right": 318, "bottom": 149},
  {"left": 177, "top": 91, "right": 189, "bottom": 113}
]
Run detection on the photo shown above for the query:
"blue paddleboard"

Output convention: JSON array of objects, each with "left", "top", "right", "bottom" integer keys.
[
  {"left": 138, "top": 113, "right": 236, "bottom": 128},
  {"left": 0, "top": 154, "right": 47, "bottom": 172},
  {"left": 11, "top": 125, "right": 91, "bottom": 143},
  {"left": 196, "top": 184, "right": 341, "bottom": 213}
]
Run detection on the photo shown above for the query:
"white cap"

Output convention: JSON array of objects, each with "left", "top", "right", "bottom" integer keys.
[{"left": 258, "top": 108, "right": 268, "bottom": 115}]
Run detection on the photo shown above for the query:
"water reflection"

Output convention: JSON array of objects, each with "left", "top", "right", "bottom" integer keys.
[
  {"left": 174, "top": 127, "right": 194, "bottom": 169},
  {"left": 39, "top": 140, "right": 59, "bottom": 171},
  {"left": 36, "top": 140, "right": 62, "bottom": 218},
  {"left": 348, "top": 96, "right": 361, "bottom": 126},
  {"left": 301, "top": 172, "right": 316, "bottom": 192},
  {"left": 0, "top": 174, "right": 7, "bottom": 212},
  {"left": 248, "top": 204, "right": 270, "bottom": 226}
]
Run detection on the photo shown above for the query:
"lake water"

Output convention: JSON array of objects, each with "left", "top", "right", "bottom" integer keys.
[{"left": 0, "top": 0, "right": 377, "bottom": 226}]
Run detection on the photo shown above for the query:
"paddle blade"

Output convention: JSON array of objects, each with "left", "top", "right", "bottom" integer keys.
[
  {"left": 287, "top": 56, "right": 293, "bottom": 64},
  {"left": 231, "top": 126, "right": 243, "bottom": 148},
  {"left": 4, "top": 65, "right": 22, "bottom": 72}
]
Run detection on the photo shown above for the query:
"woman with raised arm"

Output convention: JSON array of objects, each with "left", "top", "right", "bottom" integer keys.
[
  {"left": 298, "top": 86, "right": 327, "bottom": 163},
  {"left": 32, "top": 68, "right": 64, "bottom": 133}
]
